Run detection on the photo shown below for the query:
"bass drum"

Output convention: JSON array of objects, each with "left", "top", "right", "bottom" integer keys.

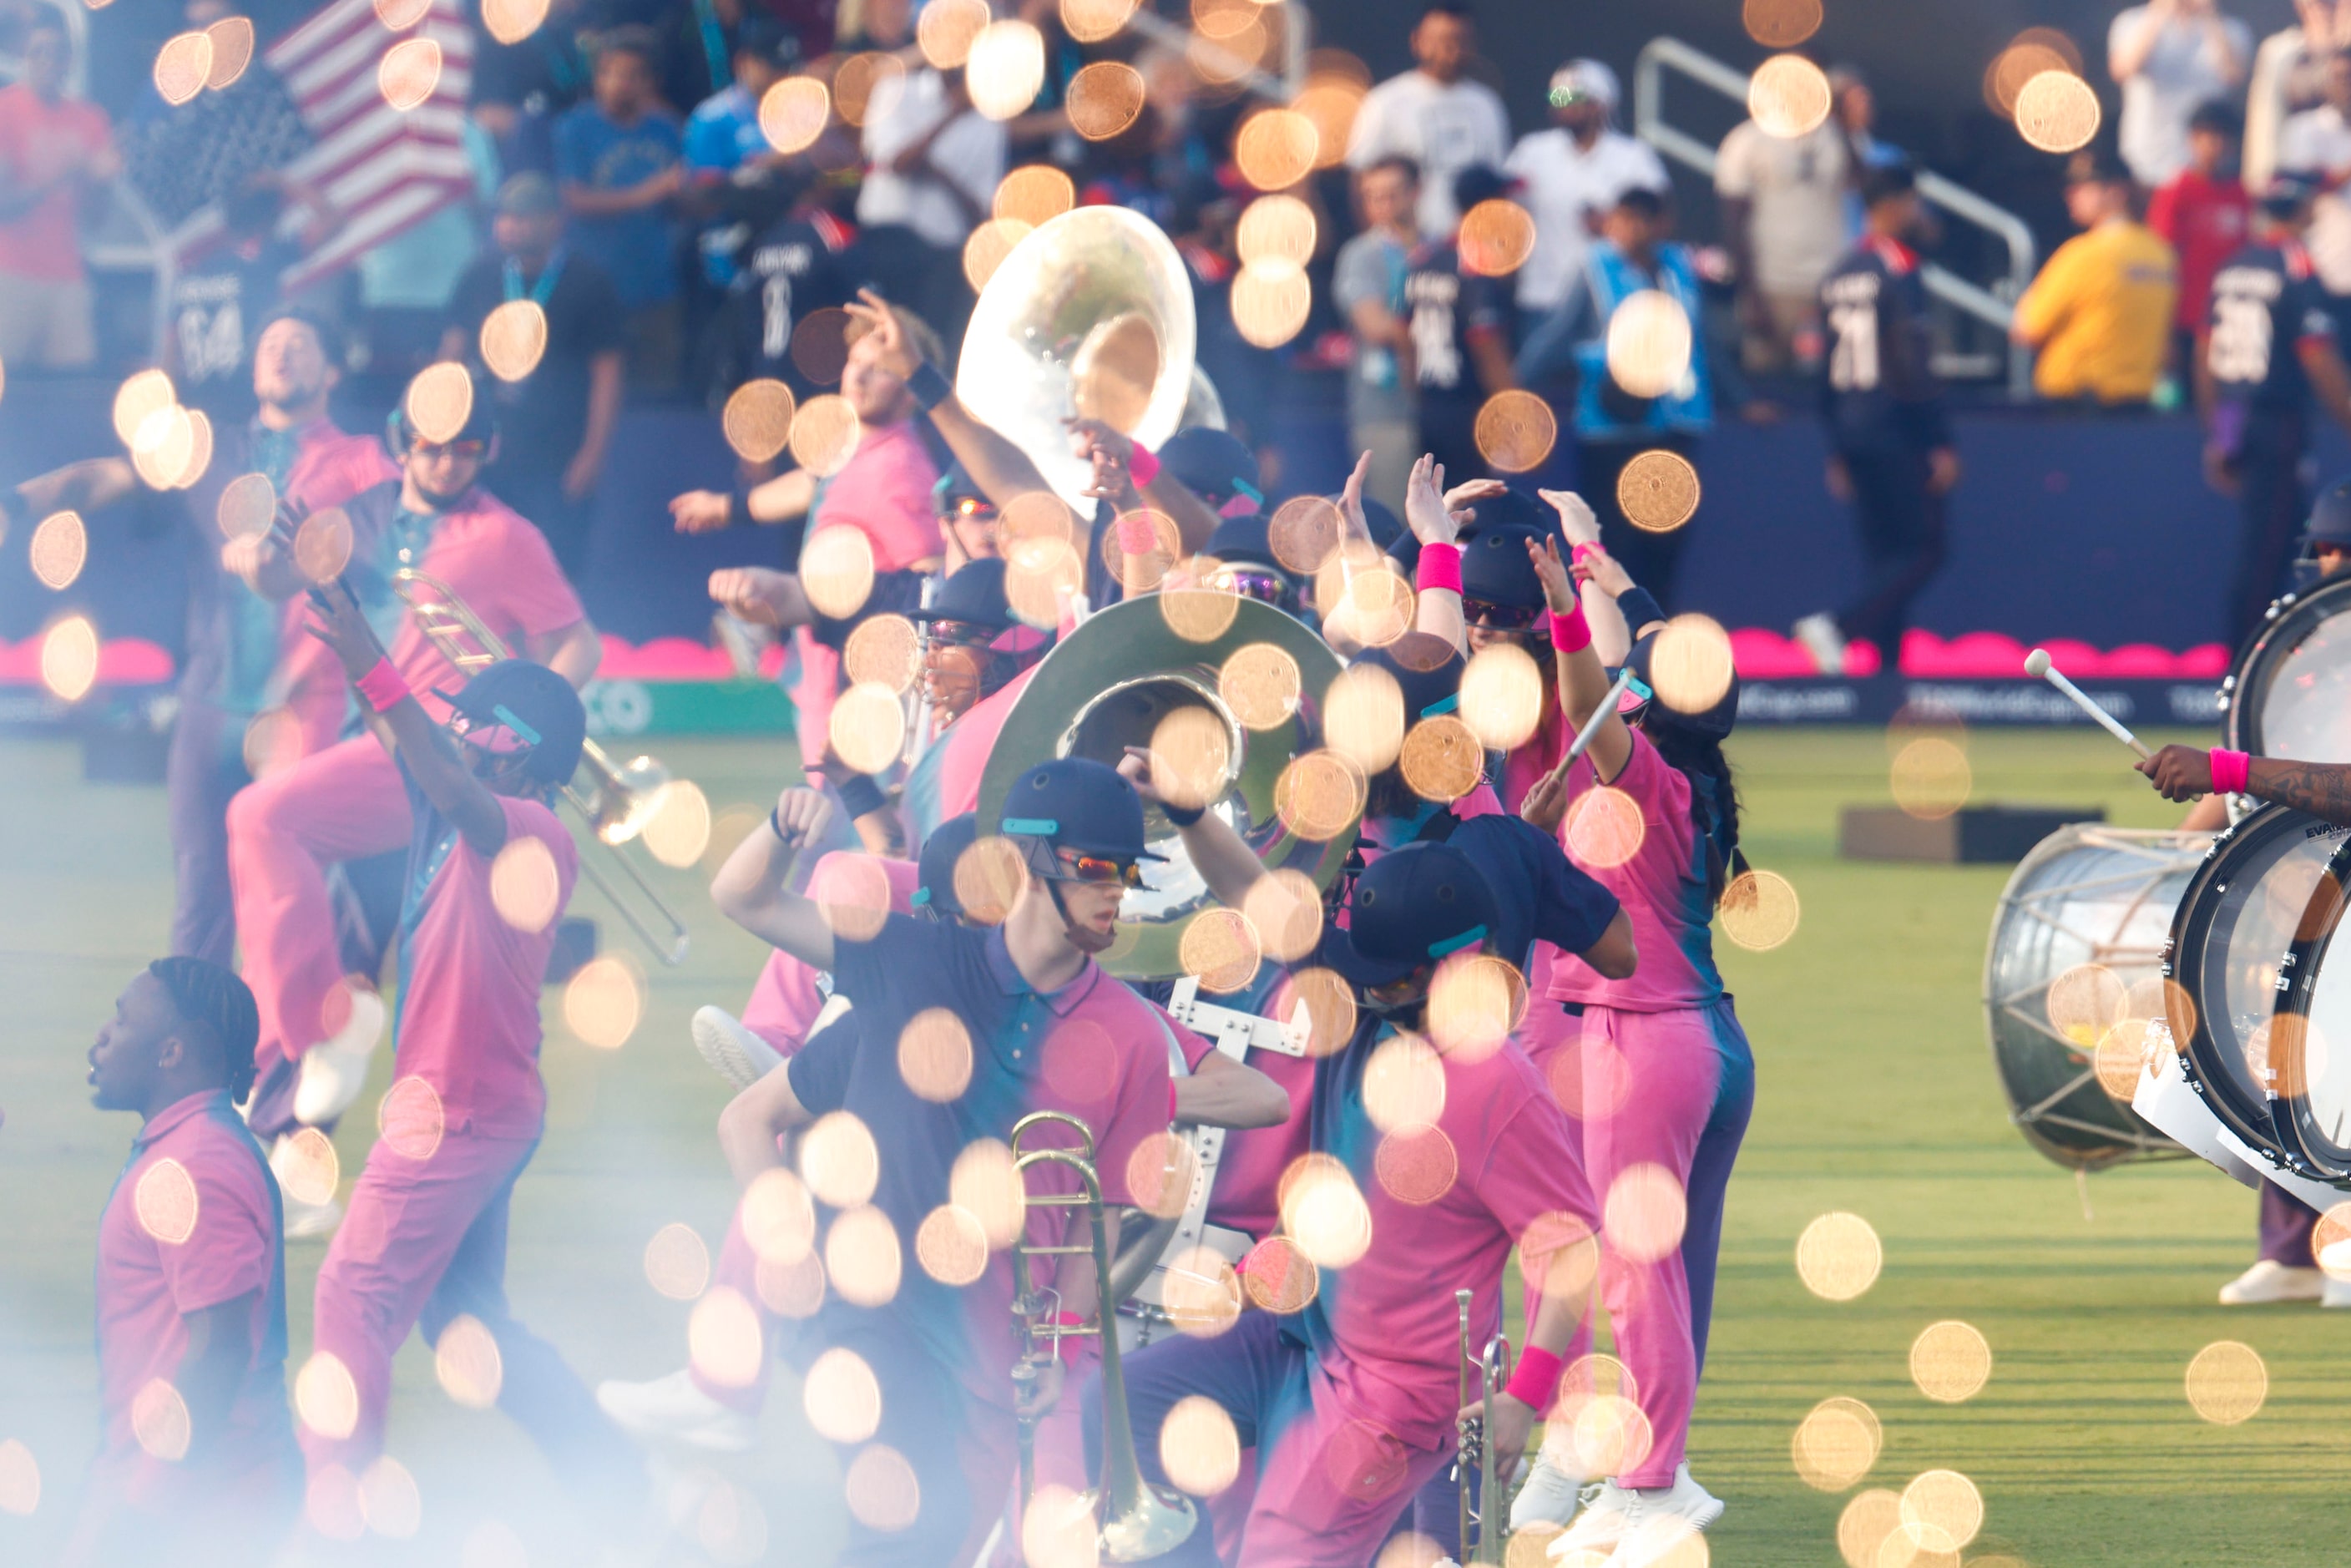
[
  {"left": 2260, "top": 829, "right": 2351, "bottom": 1184},
  {"left": 2222, "top": 575, "right": 2351, "bottom": 762},
  {"left": 2163, "top": 804, "right": 2351, "bottom": 1172},
  {"left": 1986, "top": 825, "right": 2202, "bottom": 1171}
]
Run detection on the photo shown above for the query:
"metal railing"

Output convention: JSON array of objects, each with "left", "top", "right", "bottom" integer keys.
[{"left": 1633, "top": 35, "right": 2039, "bottom": 399}]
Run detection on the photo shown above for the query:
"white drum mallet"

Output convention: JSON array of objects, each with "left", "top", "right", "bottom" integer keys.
[{"left": 2023, "top": 649, "right": 2151, "bottom": 758}]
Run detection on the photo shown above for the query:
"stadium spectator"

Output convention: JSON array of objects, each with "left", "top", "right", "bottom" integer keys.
[
  {"left": 2242, "top": 0, "right": 2347, "bottom": 188},
  {"left": 1407, "top": 164, "right": 1518, "bottom": 483},
  {"left": 2151, "top": 101, "right": 2252, "bottom": 373},
  {"left": 2279, "top": 49, "right": 2351, "bottom": 301},
  {"left": 442, "top": 174, "right": 627, "bottom": 578},
  {"left": 1335, "top": 155, "right": 1423, "bottom": 517},
  {"left": 352, "top": 118, "right": 502, "bottom": 410},
  {"left": 1796, "top": 162, "right": 1958, "bottom": 677},
  {"left": 1517, "top": 185, "right": 1715, "bottom": 605},
  {"left": 1716, "top": 91, "right": 1849, "bottom": 380},
  {"left": 1504, "top": 59, "right": 1667, "bottom": 318},
  {"left": 470, "top": 0, "right": 599, "bottom": 176},
  {"left": 166, "top": 175, "right": 330, "bottom": 421},
  {"left": 725, "top": 170, "right": 861, "bottom": 393},
  {"left": 2012, "top": 152, "right": 2179, "bottom": 405},
  {"left": 1344, "top": 0, "right": 1509, "bottom": 237},
  {"left": 2110, "top": 0, "right": 2254, "bottom": 188},
  {"left": 834, "top": 0, "right": 915, "bottom": 54},
  {"left": 857, "top": 63, "right": 1003, "bottom": 339},
  {"left": 0, "top": 10, "right": 119, "bottom": 371},
  {"left": 682, "top": 18, "right": 798, "bottom": 284},
  {"left": 554, "top": 27, "right": 685, "bottom": 391},
  {"left": 1830, "top": 65, "right": 1906, "bottom": 236}
]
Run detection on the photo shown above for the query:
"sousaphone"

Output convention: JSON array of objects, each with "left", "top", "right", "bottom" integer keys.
[
  {"left": 957, "top": 205, "right": 1204, "bottom": 510},
  {"left": 978, "top": 594, "right": 1352, "bottom": 981}
]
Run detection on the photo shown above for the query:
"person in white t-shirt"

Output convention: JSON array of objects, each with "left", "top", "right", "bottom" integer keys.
[
  {"left": 857, "top": 63, "right": 1005, "bottom": 331},
  {"left": 2111, "top": 0, "right": 2254, "bottom": 187},
  {"left": 1345, "top": 0, "right": 1510, "bottom": 236},
  {"left": 1504, "top": 58, "right": 1669, "bottom": 315},
  {"left": 1716, "top": 114, "right": 1850, "bottom": 377},
  {"left": 2281, "top": 49, "right": 2351, "bottom": 293}
]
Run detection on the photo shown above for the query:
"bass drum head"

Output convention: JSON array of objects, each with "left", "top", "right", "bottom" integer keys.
[
  {"left": 1984, "top": 825, "right": 2203, "bottom": 1171},
  {"left": 2268, "top": 835, "right": 2351, "bottom": 1183},
  {"left": 2224, "top": 576, "right": 2351, "bottom": 761},
  {"left": 2166, "top": 803, "right": 2351, "bottom": 1168}
]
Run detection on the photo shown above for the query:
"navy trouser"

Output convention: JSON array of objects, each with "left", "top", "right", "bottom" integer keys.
[{"left": 1833, "top": 443, "right": 1947, "bottom": 658}]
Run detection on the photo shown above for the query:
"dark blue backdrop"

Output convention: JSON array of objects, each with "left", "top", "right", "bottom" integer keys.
[{"left": 3, "top": 377, "right": 2335, "bottom": 664}]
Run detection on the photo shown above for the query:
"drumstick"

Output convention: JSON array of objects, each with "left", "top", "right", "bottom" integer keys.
[
  {"left": 1541, "top": 667, "right": 1638, "bottom": 788},
  {"left": 2024, "top": 649, "right": 2151, "bottom": 757}
]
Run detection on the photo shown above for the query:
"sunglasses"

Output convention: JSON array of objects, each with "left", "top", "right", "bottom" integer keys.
[
  {"left": 923, "top": 620, "right": 999, "bottom": 651},
  {"left": 1210, "top": 566, "right": 1293, "bottom": 604},
  {"left": 1464, "top": 599, "right": 1545, "bottom": 632},
  {"left": 1364, "top": 962, "right": 1437, "bottom": 1009},
  {"left": 1051, "top": 847, "right": 1145, "bottom": 888},
  {"left": 415, "top": 438, "right": 487, "bottom": 461},
  {"left": 942, "top": 497, "right": 998, "bottom": 524}
]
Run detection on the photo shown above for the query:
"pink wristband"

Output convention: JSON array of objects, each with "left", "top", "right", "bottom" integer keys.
[
  {"left": 2210, "top": 748, "right": 2251, "bottom": 796},
  {"left": 1127, "top": 443, "right": 1160, "bottom": 487},
  {"left": 1504, "top": 1344, "right": 1565, "bottom": 1413},
  {"left": 1550, "top": 604, "right": 1591, "bottom": 653},
  {"left": 1415, "top": 542, "right": 1464, "bottom": 594},
  {"left": 355, "top": 658, "right": 410, "bottom": 714},
  {"left": 1570, "top": 542, "right": 1603, "bottom": 565}
]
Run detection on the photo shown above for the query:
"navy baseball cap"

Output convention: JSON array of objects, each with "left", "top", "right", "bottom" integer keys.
[
  {"left": 1352, "top": 633, "right": 1466, "bottom": 726},
  {"left": 441, "top": 659, "right": 587, "bottom": 783},
  {"left": 2263, "top": 169, "right": 2322, "bottom": 216},
  {"left": 912, "top": 558, "right": 1019, "bottom": 630},
  {"left": 914, "top": 813, "right": 979, "bottom": 919},
  {"left": 1316, "top": 842, "right": 1501, "bottom": 988},
  {"left": 1624, "top": 627, "right": 1741, "bottom": 742},
  {"left": 1459, "top": 524, "right": 1548, "bottom": 609},
  {"left": 934, "top": 462, "right": 993, "bottom": 517},
  {"left": 2303, "top": 478, "right": 2351, "bottom": 547},
  {"left": 1205, "top": 512, "right": 1282, "bottom": 573},
  {"left": 1000, "top": 756, "right": 1163, "bottom": 867},
  {"left": 1160, "top": 428, "right": 1263, "bottom": 517}
]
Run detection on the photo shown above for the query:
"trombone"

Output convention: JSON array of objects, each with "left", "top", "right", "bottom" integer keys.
[
  {"left": 392, "top": 569, "right": 691, "bottom": 966},
  {"left": 1455, "top": 1288, "right": 1515, "bottom": 1565},
  {"left": 1009, "top": 1110, "right": 1196, "bottom": 1562}
]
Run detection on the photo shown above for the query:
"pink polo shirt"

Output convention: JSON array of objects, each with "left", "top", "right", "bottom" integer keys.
[
  {"left": 94, "top": 1090, "right": 291, "bottom": 1504},
  {"left": 386, "top": 489, "right": 589, "bottom": 721},
  {"left": 1545, "top": 729, "right": 1727, "bottom": 1012},
  {"left": 1308, "top": 1038, "right": 1594, "bottom": 1440},
  {"left": 392, "top": 793, "right": 580, "bottom": 1139},
  {"left": 812, "top": 419, "right": 943, "bottom": 574},
  {"left": 938, "top": 661, "right": 1039, "bottom": 820},
  {"left": 273, "top": 426, "right": 402, "bottom": 748}
]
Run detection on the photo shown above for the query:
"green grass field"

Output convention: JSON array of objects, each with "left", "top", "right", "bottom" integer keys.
[{"left": 4, "top": 725, "right": 2349, "bottom": 1566}]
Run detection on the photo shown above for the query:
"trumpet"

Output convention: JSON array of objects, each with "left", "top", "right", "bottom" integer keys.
[
  {"left": 392, "top": 569, "right": 691, "bottom": 966},
  {"left": 1454, "top": 1288, "right": 1515, "bottom": 1565},
  {"left": 1009, "top": 1110, "right": 1196, "bottom": 1561}
]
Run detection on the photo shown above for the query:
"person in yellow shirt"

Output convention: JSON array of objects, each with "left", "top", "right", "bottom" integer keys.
[{"left": 2013, "top": 151, "right": 2182, "bottom": 402}]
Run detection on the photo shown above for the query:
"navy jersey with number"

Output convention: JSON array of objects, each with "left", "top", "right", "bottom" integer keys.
[
  {"left": 728, "top": 207, "right": 857, "bottom": 392},
  {"left": 2205, "top": 240, "right": 2338, "bottom": 417},
  {"left": 1816, "top": 235, "right": 1949, "bottom": 454},
  {"left": 1406, "top": 238, "right": 1512, "bottom": 408}
]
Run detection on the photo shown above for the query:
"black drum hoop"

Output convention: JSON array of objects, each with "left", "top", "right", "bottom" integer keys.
[
  {"left": 2222, "top": 576, "right": 2351, "bottom": 756},
  {"left": 2270, "top": 835, "right": 2351, "bottom": 1184},
  {"left": 2164, "top": 803, "right": 2341, "bottom": 1171}
]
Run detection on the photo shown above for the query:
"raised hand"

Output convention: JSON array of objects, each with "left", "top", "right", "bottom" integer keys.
[
  {"left": 843, "top": 288, "right": 920, "bottom": 380},
  {"left": 1403, "top": 453, "right": 1459, "bottom": 547},
  {"left": 1569, "top": 540, "right": 1636, "bottom": 599},
  {"left": 1337, "top": 449, "right": 1373, "bottom": 542},
  {"left": 670, "top": 489, "right": 733, "bottom": 534},
  {"left": 1525, "top": 534, "right": 1579, "bottom": 615},
  {"left": 1537, "top": 488, "right": 1600, "bottom": 548},
  {"left": 303, "top": 578, "right": 389, "bottom": 680},
  {"left": 770, "top": 785, "right": 834, "bottom": 847}
]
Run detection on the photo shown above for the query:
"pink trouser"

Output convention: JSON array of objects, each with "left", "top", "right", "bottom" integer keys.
[
  {"left": 225, "top": 736, "right": 411, "bottom": 1085},
  {"left": 1577, "top": 1000, "right": 1754, "bottom": 1487},
  {"left": 306, "top": 1128, "right": 638, "bottom": 1497},
  {"left": 1515, "top": 989, "right": 1597, "bottom": 1365}
]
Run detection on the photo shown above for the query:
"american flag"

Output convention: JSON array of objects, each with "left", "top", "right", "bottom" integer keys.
[{"left": 166, "top": 0, "right": 478, "bottom": 291}]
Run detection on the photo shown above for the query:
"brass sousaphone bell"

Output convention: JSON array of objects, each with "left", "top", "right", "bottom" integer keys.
[{"left": 978, "top": 594, "right": 1352, "bottom": 983}]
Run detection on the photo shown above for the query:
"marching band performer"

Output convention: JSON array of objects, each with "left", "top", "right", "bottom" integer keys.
[
  {"left": 1088, "top": 842, "right": 1610, "bottom": 1567},
  {"left": 1509, "top": 514, "right": 1756, "bottom": 1557},
  {"left": 70, "top": 959, "right": 296, "bottom": 1568},
  {"left": 293, "top": 580, "right": 645, "bottom": 1515},
  {"left": 224, "top": 397, "right": 599, "bottom": 1160},
  {"left": 697, "top": 759, "right": 1179, "bottom": 1565},
  {"left": 5, "top": 310, "right": 395, "bottom": 972}
]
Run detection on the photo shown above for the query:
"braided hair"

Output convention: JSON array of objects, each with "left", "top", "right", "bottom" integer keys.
[
  {"left": 1646, "top": 725, "right": 1747, "bottom": 909},
  {"left": 147, "top": 957, "right": 262, "bottom": 1106}
]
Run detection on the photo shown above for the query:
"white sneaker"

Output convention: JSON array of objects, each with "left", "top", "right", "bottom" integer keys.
[
  {"left": 1792, "top": 613, "right": 1847, "bottom": 677},
  {"left": 692, "top": 1006, "right": 784, "bottom": 1092},
  {"left": 2323, "top": 1276, "right": 2351, "bottom": 1308},
  {"left": 284, "top": 1195, "right": 343, "bottom": 1241},
  {"left": 596, "top": 1369, "right": 757, "bottom": 1453},
  {"left": 711, "top": 610, "right": 768, "bottom": 682},
  {"left": 291, "top": 989, "right": 387, "bottom": 1127},
  {"left": 1595, "top": 1467, "right": 1724, "bottom": 1568},
  {"left": 1547, "top": 1479, "right": 1634, "bottom": 1558},
  {"left": 1511, "top": 1450, "right": 1587, "bottom": 1531},
  {"left": 2217, "top": 1259, "right": 2325, "bottom": 1304}
]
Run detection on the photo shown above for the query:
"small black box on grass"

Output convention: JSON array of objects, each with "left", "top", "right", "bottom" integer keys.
[
  {"left": 546, "top": 917, "right": 598, "bottom": 984},
  {"left": 1840, "top": 805, "right": 2107, "bottom": 864}
]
